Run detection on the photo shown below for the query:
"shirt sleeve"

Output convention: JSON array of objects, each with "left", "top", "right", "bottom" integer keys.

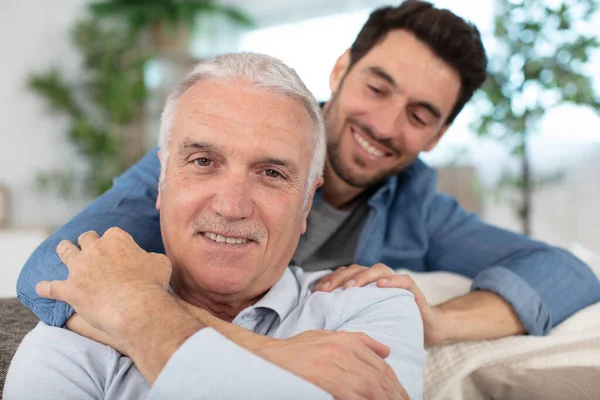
[
  {"left": 424, "top": 192, "right": 600, "bottom": 335},
  {"left": 329, "top": 286, "right": 427, "bottom": 400},
  {"left": 16, "top": 148, "right": 163, "bottom": 327},
  {"left": 147, "top": 328, "right": 332, "bottom": 400},
  {"left": 3, "top": 323, "right": 107, "bottom": 400}
]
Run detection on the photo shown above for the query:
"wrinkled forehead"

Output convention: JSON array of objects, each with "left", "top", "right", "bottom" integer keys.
[{"left": 171, "top": 79, "right": 315, "bottom": 166}]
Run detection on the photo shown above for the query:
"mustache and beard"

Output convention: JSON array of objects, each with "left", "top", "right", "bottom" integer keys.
[{"left": 191, "top": 214, "right": 267, "bottom": 244}]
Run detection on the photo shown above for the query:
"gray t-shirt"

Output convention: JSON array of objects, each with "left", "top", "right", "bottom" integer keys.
[{"left": 292, "top": 195, "right": 371, "bottom": 271}]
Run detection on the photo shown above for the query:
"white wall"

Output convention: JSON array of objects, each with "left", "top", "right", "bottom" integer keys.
[
  {"left": 482, "top": 150, "right": 600, "bottom": 252},
  {"left": 0, "top": 0, "right": 90, "bottom": 230}
]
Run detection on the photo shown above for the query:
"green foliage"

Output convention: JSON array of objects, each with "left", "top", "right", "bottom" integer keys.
[
  {"left": 471, "top": 0, "right": 600, "bottom": 234},
  {"left": 30, "top": 18, "right": 149, "bottom": 197},
  {"left": 30, "top": 1, "right": 253, "bottom": 198},
  {"left": 89, "top": 0, "right": 254, "bottom": 34}
]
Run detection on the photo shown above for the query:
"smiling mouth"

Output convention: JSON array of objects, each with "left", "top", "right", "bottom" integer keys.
[
  {"left": 351, "top": 126, "right": 391, "bottom": 158},
  {"left": 202, "top": 232, "right": 250, "bottom": 245}
]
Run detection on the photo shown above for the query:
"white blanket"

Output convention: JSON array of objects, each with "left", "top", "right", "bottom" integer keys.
[{"left": 399, "top": 270, "right": 600, "bottom": 400}]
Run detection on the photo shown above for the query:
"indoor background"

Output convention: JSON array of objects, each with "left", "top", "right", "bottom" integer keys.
[{"left": 1, "top": 0, "right": 599, "bottom": 297}]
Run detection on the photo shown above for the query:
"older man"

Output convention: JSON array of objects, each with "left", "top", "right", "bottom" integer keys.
[{"left": 5, "top": 53, "right": 423, "bottom": 400}]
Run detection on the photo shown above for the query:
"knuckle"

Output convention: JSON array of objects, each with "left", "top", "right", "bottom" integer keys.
[
  {"left": 104, "top": 227, "right": 122, "bottom": 237},
  {"left": 398, "top": 274, "right": 414, "bottom": 286}
]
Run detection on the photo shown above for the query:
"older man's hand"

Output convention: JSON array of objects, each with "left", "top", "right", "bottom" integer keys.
[
  {"left": 36, "top": 228, "right": 172, "bottom": 342},
  {"left": 255, "top": 330, "right": 408, "bottom": 400}
]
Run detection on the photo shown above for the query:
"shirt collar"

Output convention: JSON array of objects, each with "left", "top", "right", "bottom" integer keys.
[
  {"left": 250, "top": 268, "right": 300, "bottom": 322},
  {"left": 169, "top": 268, "right": 300, "bottom": 323}
]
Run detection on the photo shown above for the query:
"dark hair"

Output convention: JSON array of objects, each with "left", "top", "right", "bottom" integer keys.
[{"left": 349, "top": 0, "right": 488, "bottom": 123}]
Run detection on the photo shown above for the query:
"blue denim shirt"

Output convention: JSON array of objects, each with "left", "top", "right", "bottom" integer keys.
[{"left": 17, "top": 147, "right": 600, "bottom": 335}]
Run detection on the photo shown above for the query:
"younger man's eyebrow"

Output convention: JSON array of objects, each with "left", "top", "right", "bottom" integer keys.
[
  {"left": 367, "top": 66, "right": 398, "bottom": 89},
  {"left": 367, "top": 66, "right": 443, "bottom": 120}
]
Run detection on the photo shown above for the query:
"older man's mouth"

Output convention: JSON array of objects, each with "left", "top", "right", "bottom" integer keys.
[{"left": 202, "top": 232, "right": 251, "bottom": 245}]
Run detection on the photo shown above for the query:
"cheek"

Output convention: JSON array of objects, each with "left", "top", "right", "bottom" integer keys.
[
  {"left": 399, "top": 130, "right": 431, "bottom": 155},
  {"left": 163, "top": 174, "right": 206, "bottom": 220},
  {"left": 258, "top": 190, "right": 304, "bottom": 238}
]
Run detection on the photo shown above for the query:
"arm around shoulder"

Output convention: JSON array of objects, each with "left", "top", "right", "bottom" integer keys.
[
  {"left": 16, "top": 148, "right": 163, "bottom": 327},
  {"left": 425, "top": 192, "right": 600, "bottom": 335}
]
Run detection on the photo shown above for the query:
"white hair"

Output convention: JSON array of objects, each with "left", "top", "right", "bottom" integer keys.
[{"left": 158, "top": 52, "right": 326, "bottom": 209}]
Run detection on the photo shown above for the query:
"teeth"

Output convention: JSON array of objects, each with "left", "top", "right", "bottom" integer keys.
[
  {"left": 354, "top": 132, "right": 385, "bottom": 157},
  {"left": 204, "top": 232, "right": 248, "bottom": 245}
]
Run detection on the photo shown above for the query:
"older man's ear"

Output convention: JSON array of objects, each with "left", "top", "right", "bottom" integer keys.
[
  {"left": 156, "top": 150, "right": 162, "bottom": 211},
  {"left": 302, "top": 177, "right": 323, "bottom": 234}
]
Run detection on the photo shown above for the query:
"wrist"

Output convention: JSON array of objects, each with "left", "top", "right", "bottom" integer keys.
[{"left": 123, "top": 291, "right": 203, "bottom": 358}]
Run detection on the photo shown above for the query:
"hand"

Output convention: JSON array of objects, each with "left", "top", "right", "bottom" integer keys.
[
  {"left": 255, "top": 330, "right": 408, "bottom": 400},
  {"left": 379, "top": 274, "right": 447, "bottom": 346},
  {"left": 36, "top": 228, "right": 173, "bottom": 341},
  {"left": 314, "top": 264, "right": 447, "bottom": 346},
  {"left": 313, "top": 263, "right": 396, "bottom": 291}
]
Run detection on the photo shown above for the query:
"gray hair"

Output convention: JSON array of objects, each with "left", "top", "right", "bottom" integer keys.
[{"left": 158, "top": 52, "right": 326, "bottom": 209}]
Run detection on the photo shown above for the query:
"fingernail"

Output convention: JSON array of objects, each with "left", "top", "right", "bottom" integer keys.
[
  {"left": 344, "top": 279, "right": 356, "bottom": 289},
  {"left": 321, "top": 281, "right": 331, "bottom": 290},
  {"left": 378, "top": 278, "right": 389, "bottom": 285}
]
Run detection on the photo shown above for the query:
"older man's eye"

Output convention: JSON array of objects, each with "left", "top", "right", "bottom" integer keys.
[
  {"left": 265, "top": 169, "right": 282, "bottom": 178},
  {"left": 194, "top": 157, "right": 212, "bottom": 167}
]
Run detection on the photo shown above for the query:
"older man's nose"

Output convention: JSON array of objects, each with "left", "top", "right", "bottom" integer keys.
[{"left": 210, "top": 173, "right": 253, "bottom": 221}]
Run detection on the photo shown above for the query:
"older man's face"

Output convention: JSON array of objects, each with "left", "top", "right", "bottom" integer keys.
[{"left": 157, "top": 78, "right": 316, "bottom": 302}]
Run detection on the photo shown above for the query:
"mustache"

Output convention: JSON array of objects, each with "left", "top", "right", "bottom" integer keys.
[
  {"left": 347, "top": 116, "right": 401, "bottom": 156},
  {"left": 191, "top": 215, "right": 266, "bottom": 243}
]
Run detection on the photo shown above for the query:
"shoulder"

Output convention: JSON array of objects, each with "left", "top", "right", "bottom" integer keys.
[
  {"left": 13, "top": 321, "right": 115, "bottom": 369},
  {"left": 4, "top": 322, "right": 118, "bottom": 399},
  {"left": 385, "top": 159, "right": 440, "bottom": 217},
  {"left": 333, "top": 284, "right": 420, "bottom": 325}
]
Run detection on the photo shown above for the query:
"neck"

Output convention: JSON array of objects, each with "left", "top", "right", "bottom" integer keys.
[
  {"left": 171, "top": 274, "right": 263, "bottom": 323},
  {"left": 321, "top": 159, "right": 366, "bottom": 209}
]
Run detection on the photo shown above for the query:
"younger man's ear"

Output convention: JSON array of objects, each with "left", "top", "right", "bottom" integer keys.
[{"left": 329, "top": 49, "right": 351, "bottom": 94}]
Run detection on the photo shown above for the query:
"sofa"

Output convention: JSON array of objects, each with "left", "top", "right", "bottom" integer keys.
[{"left": 0, "top": 298, "right": 39, "bottom": 398}]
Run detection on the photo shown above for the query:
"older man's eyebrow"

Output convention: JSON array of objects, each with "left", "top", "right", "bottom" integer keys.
[
  {"left": 260, "top": 157, "right": 299, "bottom": 175},
  {"left": 180, "top": 139, "right": 223, "bottom": 153}
]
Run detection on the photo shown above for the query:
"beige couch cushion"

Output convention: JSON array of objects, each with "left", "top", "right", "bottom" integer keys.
[{"left": 472, "top": 365, "right": 600, "bottom": 400}]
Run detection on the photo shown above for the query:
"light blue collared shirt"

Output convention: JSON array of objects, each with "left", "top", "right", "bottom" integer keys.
[{"left": 5, "top": 267, "right": 426, "bottom": 400}]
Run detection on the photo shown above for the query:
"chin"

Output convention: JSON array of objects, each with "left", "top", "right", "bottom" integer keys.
[{"left": 190, "top": 264, "right": 253, "bottom": 295}]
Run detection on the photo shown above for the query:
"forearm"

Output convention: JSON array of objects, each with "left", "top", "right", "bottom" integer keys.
[
  {"left": 123, "top": 292, "right": 206, "bottom": 383},
  {"left": 67, "top": 297, "right": 270, "bottom": 359},
  {"left": 176, "top": 299, "right": 272, "bottom": 351},
  {"left": 68, "top": 292, "right": 206, "bottom": 383},
  {"left": 435, "top": 290, "right": 525, "bottom": 344}
]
